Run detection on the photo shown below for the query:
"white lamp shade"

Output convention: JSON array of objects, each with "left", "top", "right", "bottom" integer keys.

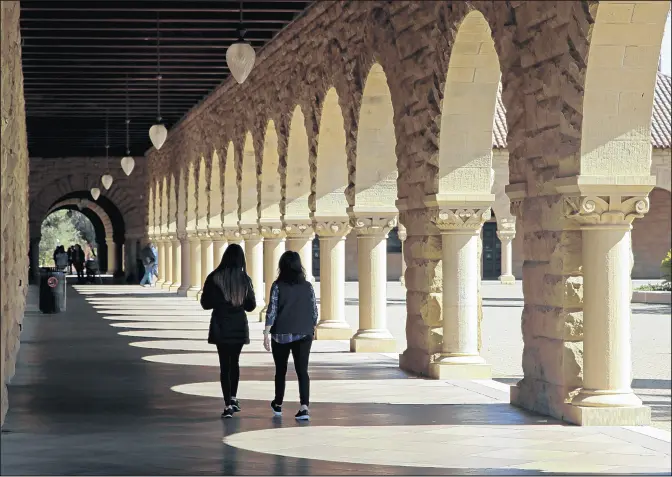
[
  {"left": 90, "top": 187, "right": 101, "bottom": 200},
  {"left": 149, "top": 124, "right": 167, "bottom": 150},
  {"left": 226, "top": 42, "right": 256, "bottom": 84},
  {"left": 101, "top": 174, "right": 114, "bottom": 190},
  {"left": 121, "top": 156, "right": 135, "bottom": 176}
]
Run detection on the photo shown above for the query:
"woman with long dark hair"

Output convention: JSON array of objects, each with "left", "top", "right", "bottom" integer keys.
[
  {"left": 200, "top": 243, "right": 256, "bottom": 419},
  {"left": 263, "top": 250, "right": 318, "bottom": 421}
]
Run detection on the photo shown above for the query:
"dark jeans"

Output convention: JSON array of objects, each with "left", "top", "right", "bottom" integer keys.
[
  {"left": 271, "top": 336, "right": 312, "bottom": 406},
  {"left": 216, "top": 344, "right": 244, "bottom": 407}
]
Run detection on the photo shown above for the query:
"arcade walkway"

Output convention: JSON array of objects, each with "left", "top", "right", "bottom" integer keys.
[{"left": 1, "top": 285, "right": 670, "bottom": 475}]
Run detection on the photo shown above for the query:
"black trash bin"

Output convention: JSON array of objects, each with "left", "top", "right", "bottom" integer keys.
[{"left": 39, "top": 267, "right": 66, "bottom": 313}]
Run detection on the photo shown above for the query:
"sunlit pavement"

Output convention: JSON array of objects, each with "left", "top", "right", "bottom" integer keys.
[{"left": 1, "top": 283, "right": 670, "bottom": 475}]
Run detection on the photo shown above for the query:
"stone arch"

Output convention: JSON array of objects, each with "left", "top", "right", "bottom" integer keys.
[
  {"left": 260, "top": 120, "right": 281, "bottom": 224},
  {"left": 47, "top": 198, "right": 113, "bottom": 240},
  {"left": 186, "top": 161, "right": 197, "bottom": 232},
  {"left": 632, "top": 187, "right": 672, "bottom": 278},
  {"left": 438, "top": 9, "right": 499, "bottom": 197},
  {"left": 168, "top": 172, "right": 177, "bottom": 233},
  {"left": 222, "top": 141, "right": 238, "bottom": 228},
  {"left": 176, "top": 167, "right": 187, "bottom": 233},
  {"left": 161, "top": 176, "right": 169, "bottom": 235},
  {"left": 239, "top": 132, "right": 257, "bottom": 228},
  {"left": 197, "top": 155, "right": 208, "bottom": 230},
  {"left": 314, "top": 88, "right": 349, "bottom": 218},
  {"left": 284, "top": 106, "right": 311, "bottom": 221},
  {"left": 580, "top": 1, "right": 669, "bottom": 178},
  {"left": 351, "top": 63, "right": 398, "bottom": 212},
  {"left": 209, "top": 149, "right": 223, "bottom": 230}
]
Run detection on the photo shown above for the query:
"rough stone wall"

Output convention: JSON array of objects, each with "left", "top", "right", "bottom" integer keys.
[
  {"left": 1, "top": 1, "right": 29, "bottom": 427},
  {"left": 144, "top": 1, "right": 601, "bottom": 418},
  {"left": 632, "top": 187, "right": 672, "bottom": 278}
]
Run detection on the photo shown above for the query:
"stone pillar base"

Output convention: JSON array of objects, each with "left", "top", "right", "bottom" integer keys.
[
  {"left": 161, "top": 281, "right": 173, "bottom": 290},
  {"left": 499, "top": 274, "right": 515, "bottom": 284},
  {"left": 176, "top": 286, "right": 189, "bottom": 297},
  {"left": 196, "top": 289, "right": 204, "bottom": 300},
  {"left": 562, "top": 403, "right": 651, "bottom": 426},
  {"left": 186, "top": 286, "right": 200, "bottom": 298},
  {"left": 155, "top": 279, "right": 166, "bottom": 288},
  {"left": 428, "top": 362, "right": 491, "bottom": 380},
  {"left": 246, "top": 308, "right": 264, "bottom": 322},
  {"left": 399, "top": 349, "right": 432, "bottom": 376},
  {"left": 169, "top": 283, "right": 181, "bottom": 293},
  {"left": 315, "top": 322, "right": 353, "bottom": 340},
  {"left": 350, "top": 330, "right": 396, "bottom": 352}
]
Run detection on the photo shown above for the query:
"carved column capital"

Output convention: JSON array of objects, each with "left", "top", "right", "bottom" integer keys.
[
  {"left": 240, "top": 226, "right": 261, "bottom": 240},
  {"left": 351, "top": 215, "right": 398, "bottom": 237},
  {"left": 283, "top": 221, "right": 315, "bottom": 239},
  {"left": 260, "top": 225, "right": 285, "bottom": 239},
  {"left": 563, "top": 195, "right": 649, "bottom": 228},
  {"left": 222, "top": 226, "right": 242, "bottom": 242},
  {"left": 313, "top": 219, "right": 351, "bottom": 238},
  {"left": 177, "top": 231, "right": 188, "bottom": 242},
  {"left": 397, "top": 223, "right": 407, "bottom": 242},
  {"left": 433, "top": 207, "right": 491, "bottom": 233}
]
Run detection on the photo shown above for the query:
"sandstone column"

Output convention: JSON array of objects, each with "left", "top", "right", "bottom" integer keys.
[
  {"left": 106, "top": 236, "right": 116, "bottom": 275},
  {"left": 398, "top": 224, "right": 407, "bottom": 287},
  {"left": 154, "top": 239, "right": 166, "bottom": 287},
  {"left": 241, "top": 227, "right": 264, "bottom": 319},
  {"left": 197, "top": 233, "right": 213, "bottom": 299},
  {"left": 124, "top": 234, "right": 140, "bottom": 282},
  {"left": 260, "top": 225, "right": 286, "bottom": 318},
  {"left": 212, "top": 230, "right": 227, "bottom": 268},
  {"left": 177, "top": 233, "right": 190, "bottom": 296},
  {"left": 313, "top": 220, "right": 353, "bottom": 340},
  {"left": 565, "top": 193, "right": 651, "bottom": 423},
  {"left": 29, "top": 236, "right": 41, "bottom": 283},
  {"left": 497, "top": 221, "right": 516, "bottom": 284},
  {"left": 430, "top": 207, "right": 491, "bottom": 379},
  {"left": 349, "top": 215, "right": 396, "bottom": 352},
  {"left": 186, "top": 234, "right": 201, "bottom": 298},
  {"left": 285, "top": 222, "right": 315, "bottom": 283},
  {"left": 224, "top": 226, "right": 243, "bottom": 246},
  {"left": 169, "top": 236, "right": 181, "bottom": 292},
  {"left": 161, "top": 237, "right": 173, "bottom": 290}
]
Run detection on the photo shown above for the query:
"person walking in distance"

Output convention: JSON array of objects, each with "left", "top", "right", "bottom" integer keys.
[
  {"left": 263, "top": 251, "right": 318, "bottom": 421},
  {"left": 72, "top": 244, "right": 85, "bottom": 283},
  {"left": 200, "top": 244, "right": 256, "bottom": 419}
]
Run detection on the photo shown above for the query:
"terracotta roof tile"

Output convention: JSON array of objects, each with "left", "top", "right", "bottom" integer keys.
[{"left": 492, "top": 72, "right": 671, "bottom": 149}]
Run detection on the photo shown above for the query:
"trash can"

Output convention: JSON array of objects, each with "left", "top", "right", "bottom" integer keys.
[{"left": 39, "top": 267, "right": 66, "bottom": 313}]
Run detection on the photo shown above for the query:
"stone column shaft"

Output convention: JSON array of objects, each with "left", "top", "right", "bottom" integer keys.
[
  {"left": 398, "top": 224, "right": 407, "bottom": 287},
  {"left": 161, "top": 239, "right": 173, "bottom": 289},
  {"left": 212, "top": 238, "right": 227, "bottom": 269},
  {"left": 430, "top": 206, "right": 491, "bottom": 379},
  {"left": 155, "top": 240, "right": 166, "bottom": 286},
  {"left": 497, "top": 220, "right": 516, "bottom": 284},
  {"left": 186, "top": 236, "right": 201, "bottom": 298},
  {"left": 177, "top": 235, "right": 190, "bottom": 296},
  {"left": 313, "top": 220, "right": 353, "bottom": 340},
  {"left": 198, "top": 235, "right": 214, "bottom": 298},
  {"left": 169, "top": 238, "right": 182, "bottom": 292},
  {"left": 106, "top": 237, "right": 116, "bottom": 275},
  {"left": 261, "top": 226, "right": 286, "bottom": 318},
  {"left": 242, "top": 229, "right": 264, "bottom": 319},
  {"left": 349, "top": 215, "right": 396, "bottom": 353}
]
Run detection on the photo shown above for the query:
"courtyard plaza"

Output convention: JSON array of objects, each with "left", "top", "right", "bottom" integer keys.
[{"left": 1, "top": 280, "right": 669, "bottom": 475}]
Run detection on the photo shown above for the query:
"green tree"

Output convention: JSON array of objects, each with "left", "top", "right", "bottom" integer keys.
[{"left": 39, "top": 210, "right": 96, "bottom": 266}]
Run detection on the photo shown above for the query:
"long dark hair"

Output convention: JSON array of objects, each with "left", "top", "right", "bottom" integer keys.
[
  {"left": 212, "top": 243, "right": 249, "bottom": 306},
  {"left": 277, "top": 251, "right": 306, "bottom": 285}
]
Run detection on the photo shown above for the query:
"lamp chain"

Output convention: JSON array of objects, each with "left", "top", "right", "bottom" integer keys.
[
  {"left": 125, "top": 75, "right": 130, "bottom": 155},
  {"left": 156, "top": 13, "right": 162, "bottom": 123}
]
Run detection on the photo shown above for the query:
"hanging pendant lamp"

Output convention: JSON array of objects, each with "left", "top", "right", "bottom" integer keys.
[
  {"left": 91, "top": 187, "right": 101, "bottom": 200},
  {"left": 121, "top": 75, "right": 135, "bottom": 176},
  {"left": 226, "top": 1, "right": 256, "bottom": 84},
  {"left": 101, "top": 112, "right": 114, "bottom": 190},
  {"left": 149, "top": 13, "right": 167, "bottom": 150}
]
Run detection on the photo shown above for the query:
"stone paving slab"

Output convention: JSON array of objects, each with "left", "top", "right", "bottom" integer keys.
[{"left": 1, "top": 284, "right": 670, "bottom": 475}]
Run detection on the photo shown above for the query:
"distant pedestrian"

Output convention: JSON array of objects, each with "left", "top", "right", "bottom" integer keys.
[
  {"left": 53, "top": 245, "right": 68, "bottom": 271},
  {"left": 200, "top": 243, "right": 257, "bottom": 419},
  {"left": 263, "top": 250, "right": 318, "bottom": 421},
  {"left": 72, "top": 244, "right": 85, "bottom": 282},
  {"left": 139, "top": 242, "right": 157, "bottom": 286}
]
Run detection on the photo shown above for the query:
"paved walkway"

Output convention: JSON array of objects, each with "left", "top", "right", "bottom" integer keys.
[{"left": 1, "top": 284, "right": 670, "bottom": 475}]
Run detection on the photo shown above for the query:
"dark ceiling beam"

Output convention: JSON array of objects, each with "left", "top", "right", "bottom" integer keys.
[
  {"left": 20, "top": 26, "right": 282, "bottom": 32},
  {"left": 19, "top": 18, "right": 291, "bottom": 24},
  {"left": 23, "top": 58, "right": 229, "bottom": 64},
  {"left": 22, "top": 44, "right": 236, "bottom": 49},
  {"left": 22, "top": 35, "right": 272, "bottom": 41},
  {"left": 20, "top": 7, "right": 304, "bottom": 13}
]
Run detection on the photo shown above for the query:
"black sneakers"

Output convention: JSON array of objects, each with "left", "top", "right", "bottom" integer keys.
[
  {"left": 270, "top": 400, "right": 282, "bottom": 416},
  {"left": 221, "top": 407, "right": 234, "bottom": 419},
  {"left": 295, "top": 408, "right": 310, "bottom": 421},
  {"left": 231, "top": 398, "right": 241, "bottom": 413}
]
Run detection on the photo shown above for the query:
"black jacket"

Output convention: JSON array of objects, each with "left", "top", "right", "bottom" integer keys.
[
  {"left": 200, "top": 272, "right": 256, "bottom": 345},
  {"left": 270, "top": 281, "right": 317, "bottom": 336}
]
